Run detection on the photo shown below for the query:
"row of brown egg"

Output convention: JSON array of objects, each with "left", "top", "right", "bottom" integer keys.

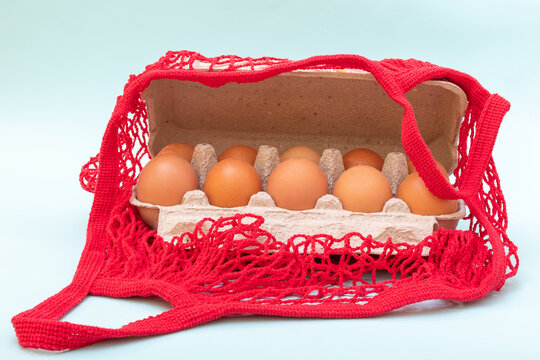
[{"left": 135, "top": 143, "right": 457, "bottom": 226}]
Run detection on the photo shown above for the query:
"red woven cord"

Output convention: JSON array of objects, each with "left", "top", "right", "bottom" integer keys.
[
  {"left": 99, "top": 196, "right": 495, "bottom": 295},
  {"left": 12, "top": 51, "right": 518, "bottom": 351},
  {"left": 80, "top": 155, "right": 98, "bottom": 193},
  {"left": 456, "top": 104, "right": 518, "bottom": 284}
]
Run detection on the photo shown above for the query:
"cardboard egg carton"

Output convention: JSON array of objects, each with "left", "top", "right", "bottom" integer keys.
[
  {"left": 130, "top": 146, "right": 466, "bottom": 251},
  {"left": 131, "top": 70, "right": 468, "bottom": 252}
]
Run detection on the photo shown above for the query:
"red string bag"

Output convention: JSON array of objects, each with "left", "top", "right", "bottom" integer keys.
[{"left": 12, "top": 51, "right": 518, "bottom": 351}]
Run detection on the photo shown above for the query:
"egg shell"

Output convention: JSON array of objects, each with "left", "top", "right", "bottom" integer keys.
[
  {"left": 157, "top": 142, "right": 194, "bottom": 162},
  {"left": 136, "top": 154, "right": 199, "bottom": 226},
  {"left": 266, "top": 158, "right": 329, "bottom": 210},
  {"left": 280, "top": 146, "right": 321, "bottom": 164},
  {"left": 343, "top": 148, "right": 384, "bottom": 170},
  {"left": 397, "top": 172, "right": 458, "bottom": 215},
  {"left": 332, "top": 165, "right": 393, "bottom": 213},
  {"left": 203, "top": 158, "right": 262, "bottom": 208},
  {"left": 218, "top": 145, "right": 258, "bottom": 165}
]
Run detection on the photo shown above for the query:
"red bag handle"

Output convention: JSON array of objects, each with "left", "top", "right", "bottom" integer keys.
[
  {"left": 12, "top": 54, "right": 509, "bottom": 350},
  {"left": 395, "top": 66, "right": 510, "bottom": 200},
  {"left": 13, "top": 300, "right": 232, "bottom": 350}
]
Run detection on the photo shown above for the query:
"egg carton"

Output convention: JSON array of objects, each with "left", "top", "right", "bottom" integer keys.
[
  {"left": 135, "top": 70, "right": 468, "bottom": 254},
  {"left": 130, "top": 144, "right": 466, "bottom": 253}
]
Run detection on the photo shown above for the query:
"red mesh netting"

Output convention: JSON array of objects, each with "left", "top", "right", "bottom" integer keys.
[
  {"left": 15, "top": 51, "right": 518, "bottom": 351},
  {"left": 101, "top": 194, "right": 495, "bottom": 302}
]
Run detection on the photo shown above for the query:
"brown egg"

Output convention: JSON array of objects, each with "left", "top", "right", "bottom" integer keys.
[
  {"left": 332, "top": 165, "right": 392, "bottom": 213},
  {"left": 203, "top": 158, "right": 262, "bottom": 207},
  {"left": 407, "top": 158, "right": 446, "bottom": 175},
  {"left": 397, "top": 172, "right": 458, "bottom": 215},
  {"left": 136, "top": 154, "right": 199, "bottom": 226},
  {"left": 266, "top": 158, "right": 328, "bottom": 210},
  {"left": 218, "top": 145, "right": 258, "bottom": 165},
  {"left": 157, "top": 143, "right": 194, "bottom": 162},
  {"left": 280, "top": 146, "right": 321, "bottom": 164},
  {"left": 342, "top": 148, "right": 384, "bottom": 170}
]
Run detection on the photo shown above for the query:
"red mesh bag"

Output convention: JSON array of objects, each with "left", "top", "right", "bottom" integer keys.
[{"left": 12, "top": 51, "right": 518, "bottom": 350}]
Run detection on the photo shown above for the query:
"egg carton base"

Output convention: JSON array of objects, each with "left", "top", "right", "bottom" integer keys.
[{"left": 130, "top": 187, "right": 466, "bottom": 256}]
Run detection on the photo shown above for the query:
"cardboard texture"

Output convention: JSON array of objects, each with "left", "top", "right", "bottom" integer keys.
[
  {"left": 132, "top": 70, "right": 468, "bottom": 251},
  {"left": 143, "top": 71, "right": 466, "bottom": 173}
]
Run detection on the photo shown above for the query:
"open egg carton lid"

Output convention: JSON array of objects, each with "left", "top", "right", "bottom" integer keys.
[{"left": 143, "top": 67, "right": 467, "bottom": 175}]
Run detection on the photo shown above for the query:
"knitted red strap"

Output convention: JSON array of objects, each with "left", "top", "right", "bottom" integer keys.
[
  {"left": 12, "top": 54, "right": 510, "bottom": 350},
  {"left": 398, "top": 67, "right": 509, "bottom": 200}
]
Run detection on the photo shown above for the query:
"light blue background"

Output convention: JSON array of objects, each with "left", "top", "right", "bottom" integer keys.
[{"left": 1, "top": 0, "right": 539, "bottom": 358}]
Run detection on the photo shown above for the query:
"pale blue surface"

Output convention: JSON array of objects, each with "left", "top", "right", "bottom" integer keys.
[{"left": 1, "top": 1, "right": 539, "bottom": 359}]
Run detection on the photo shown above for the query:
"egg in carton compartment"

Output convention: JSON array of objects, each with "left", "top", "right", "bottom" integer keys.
[
  {"left": 131, "top": 146, "right": 465, "bottom": 252},
  {"left": 131, "top": 69, "right": 468, "bottom": 253}
]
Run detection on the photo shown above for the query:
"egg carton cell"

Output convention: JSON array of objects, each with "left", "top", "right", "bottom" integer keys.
[{"left": 130, "top": 144, "right": 466, "bottom": 253}]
